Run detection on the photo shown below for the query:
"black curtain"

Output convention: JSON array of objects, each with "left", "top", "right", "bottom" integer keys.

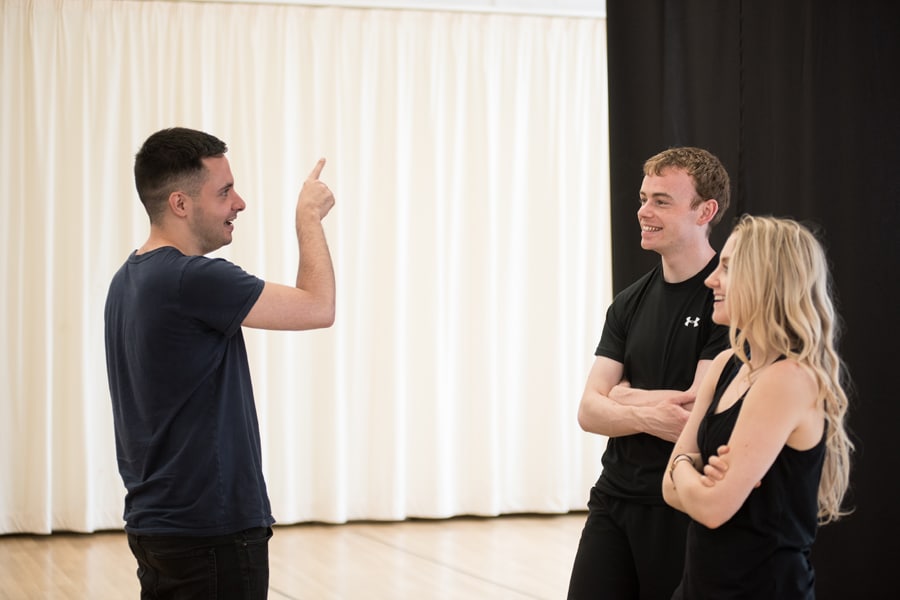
[{"left": 606, "top": 1, "right": 900, "bottom": 597}]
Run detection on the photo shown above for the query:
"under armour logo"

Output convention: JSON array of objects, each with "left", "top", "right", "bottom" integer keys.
[{"left": 684, "top": 317, "right": 700, "bottom": 327}]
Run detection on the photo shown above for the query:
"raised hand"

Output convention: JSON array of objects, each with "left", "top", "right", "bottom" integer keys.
[{"left": 297, "top": 158, "right": 335, "bottom": 223}]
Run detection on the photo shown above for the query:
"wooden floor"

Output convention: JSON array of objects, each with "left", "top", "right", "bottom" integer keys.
[{"left": 0, "top": 512, "right": 586, "bottom": 599}]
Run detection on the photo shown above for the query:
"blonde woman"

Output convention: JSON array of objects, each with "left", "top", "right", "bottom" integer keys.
[{"left": 662, "top": 214, "right": 853, "bottom": 598}]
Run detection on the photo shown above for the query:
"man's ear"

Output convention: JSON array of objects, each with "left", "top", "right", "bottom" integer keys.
[
  {"left": 697, "top": 199, "right": 719, "bottom": 226},
  {"left": 168, "top": 191, "right": 189, "bottom": 217}
]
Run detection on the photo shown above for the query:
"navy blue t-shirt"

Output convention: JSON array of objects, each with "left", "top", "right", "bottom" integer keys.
[{"left": 104, "top": 247, "right": 272, "bottom": 535}]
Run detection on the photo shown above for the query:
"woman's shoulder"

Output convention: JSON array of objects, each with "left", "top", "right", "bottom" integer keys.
[
  {"left": 710, "top": 347, "right": 736, "bottom": 369},
  {"left": 764, "top": 356, "right": 816, "bottom": 383},
  {"left": 752, "top": 358, "right": 818, "bottom": 407}
]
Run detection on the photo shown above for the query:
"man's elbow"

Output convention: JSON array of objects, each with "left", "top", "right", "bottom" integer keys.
[
  {"left": 311, "top": 303, "right": 336, "bottom": 329},
  {"left": 285, "top": 299, "right": 334, "bottom": 331},
  {"left": 576, "top": 404, "right": 593, "bottom": 432}
]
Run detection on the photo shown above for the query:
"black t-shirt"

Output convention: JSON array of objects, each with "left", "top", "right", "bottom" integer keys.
[
  {"left": 594, "top": 255, "right": 728, "bottom": 503},
  {"left": 104, "top": 247, "right": 271, "bottom": 535}
]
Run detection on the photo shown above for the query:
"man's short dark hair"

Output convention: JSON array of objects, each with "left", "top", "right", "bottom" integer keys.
[
  {"left": 134, "top": 127, "right": 228, "bottom": 222},
  {"left": 643, "top": 146, "right": 731, "bottom": 227}
]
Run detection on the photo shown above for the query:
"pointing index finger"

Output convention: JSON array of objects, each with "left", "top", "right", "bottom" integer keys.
[{"left": 308, "top": 158, "right": 326, "bottom": 181}]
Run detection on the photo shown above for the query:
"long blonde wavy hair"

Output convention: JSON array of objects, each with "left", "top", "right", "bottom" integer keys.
[{"left": 727, "top": 214, "right": 853, "bottom": 524}]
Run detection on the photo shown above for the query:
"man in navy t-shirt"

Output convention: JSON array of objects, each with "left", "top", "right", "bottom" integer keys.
[
  {"left": 105, "top": 127, "right": 336, "bottom": 598},
  {"left": 567, "top": 147, "right": 732, "bottom": 600}
]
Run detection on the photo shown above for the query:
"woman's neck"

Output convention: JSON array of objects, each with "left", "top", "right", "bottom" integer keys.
[{"left": 744, "top": 339, "right": 778, "bottom": 371}]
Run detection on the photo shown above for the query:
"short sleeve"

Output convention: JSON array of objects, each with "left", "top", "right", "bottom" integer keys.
[{"left": 178, "top": 257, "right": 265, "bottom": 336}]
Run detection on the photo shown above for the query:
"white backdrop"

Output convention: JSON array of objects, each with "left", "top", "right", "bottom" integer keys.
[{"left": 0, "top": 0, "right": 610, "bottom": 534}]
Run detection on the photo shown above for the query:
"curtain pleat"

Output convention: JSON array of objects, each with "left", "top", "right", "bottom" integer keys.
[{"left": 0, "top": 0, "right": 610, "bottom": 534}]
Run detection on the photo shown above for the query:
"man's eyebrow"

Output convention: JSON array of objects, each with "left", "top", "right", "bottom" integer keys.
[{"left": 217, "top": 182, "right": 234, "bottom": 194}]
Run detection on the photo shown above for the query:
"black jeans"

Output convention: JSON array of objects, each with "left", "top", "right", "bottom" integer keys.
[{"left": 126, "top": 527, "right": 272, "bottom": 600}]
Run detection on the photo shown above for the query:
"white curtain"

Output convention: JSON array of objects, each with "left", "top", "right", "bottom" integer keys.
[{"left": 0, "top": 0, "right": 611, "bottom": 534}]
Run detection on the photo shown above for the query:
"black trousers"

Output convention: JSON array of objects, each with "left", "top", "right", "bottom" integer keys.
[
  {"left": 126, "top": 527, "right": 272, "bottom": 600},
  {"left": 567, "top": 489, "right": 689, "bottom": 600}
]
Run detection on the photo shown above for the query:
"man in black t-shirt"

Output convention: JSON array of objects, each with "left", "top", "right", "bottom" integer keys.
[
  {"left": 105, "top": 127, "right": 336, "bottom": 598},
  {"left": 567, "top": 147, "right": 731, "bottom": 600}
]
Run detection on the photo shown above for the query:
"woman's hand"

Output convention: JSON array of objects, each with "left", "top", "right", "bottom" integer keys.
[{"left": 700, "top": 445, "right": 761, "bottom": 488}]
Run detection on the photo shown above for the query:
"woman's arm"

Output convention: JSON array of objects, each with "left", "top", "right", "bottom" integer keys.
[
  {"left": 662, "top": 349, "right": 731, "bottom": 511},
  {"left": 665, "top": 359, "right": 819, "bottom": 528}
]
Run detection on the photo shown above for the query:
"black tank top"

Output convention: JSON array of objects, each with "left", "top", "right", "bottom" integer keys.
[{"left": 672, "top": 354, "right": 825, "bottom": 599}]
